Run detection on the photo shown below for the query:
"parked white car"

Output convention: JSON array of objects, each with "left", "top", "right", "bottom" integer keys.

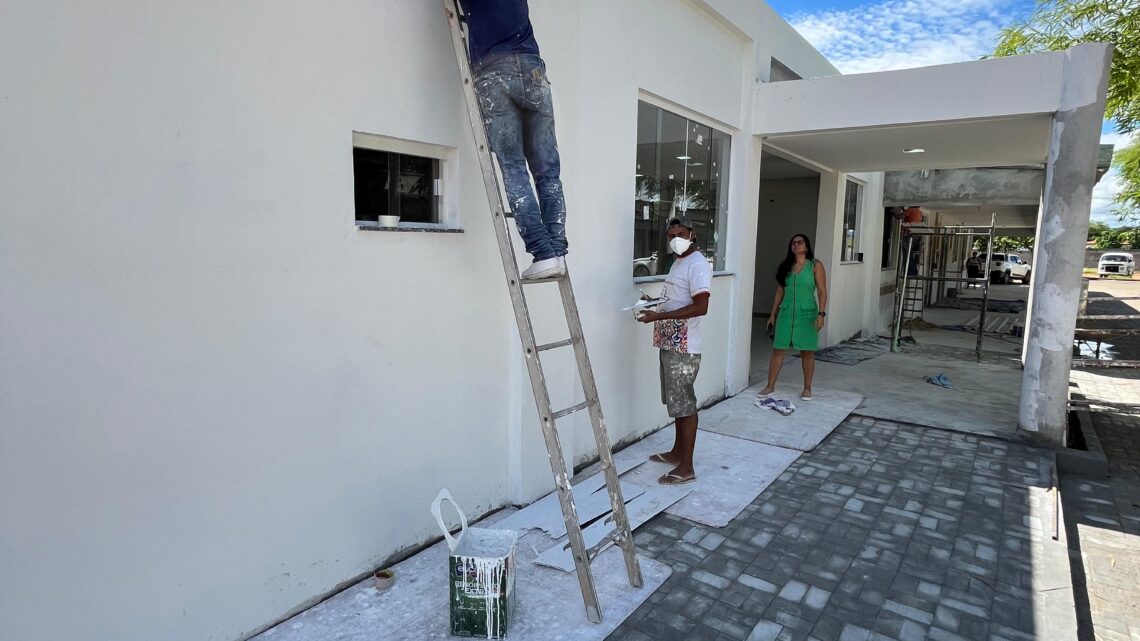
[
  {"left": 1098, "top": 252, "right": 1135, "bottom": 278},
  {"left": 633, "top": 252, "right": 658, "bottom": 277},
  {"left": 982, "top": 253, "right": 1031, "bottom": 284}
]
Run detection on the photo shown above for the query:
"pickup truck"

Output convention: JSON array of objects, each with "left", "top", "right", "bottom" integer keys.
[{"left": 981, "top": 253, "right": 1031, "bottom": 284}]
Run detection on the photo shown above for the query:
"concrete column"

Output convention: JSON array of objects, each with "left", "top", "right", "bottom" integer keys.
[{"left": 1018, "top": 43, "right": 1112, "bottom": 447}]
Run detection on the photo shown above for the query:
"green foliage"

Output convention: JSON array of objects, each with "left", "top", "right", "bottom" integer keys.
[
  {"left": 1095, "top": 227, "right": 1139, "bottom": 247},
  {"left": 1113, "top": 140, "right": 1140, "bottom": 228},
  {"left": 995, "top": 1, "right": 1140, "bottom": 223},
  {"left": 994, "top": 0, "right": 1140, "bottom": 132},
  {"left": 974, "top": 235, "right": 1035, "bottom": 252},
  {"left": 1087, "top": 220, "right": 1113, "bottom": 239}
]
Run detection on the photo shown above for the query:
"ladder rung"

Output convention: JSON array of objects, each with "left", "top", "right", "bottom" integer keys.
[
  {"left": 537, "top": 338, "right": 576, "bottom": 352},
  {"left": 587, "top": 527, "right": 623, "bottom": 560},
  {"left": 552, "top": 400, "right": 592, "bottom": 420}
]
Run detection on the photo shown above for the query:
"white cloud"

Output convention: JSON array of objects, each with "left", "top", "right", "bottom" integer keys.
[
  {"left": 789, "top": 0, "right": 1031, "bottom": 74},
  {"left": 789, "top": 0, "right": 1133, "bottom": 224}
]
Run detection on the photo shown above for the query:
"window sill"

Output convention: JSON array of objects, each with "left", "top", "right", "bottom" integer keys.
[
  {"left": 634, "top": 271, "right": 734, "bottom": 284},
  {"left": 840, "top": 261, "right": 864, "bottom": 266},
  {"left": 357, "top": 223, "right": 464, "bottom": 233}
]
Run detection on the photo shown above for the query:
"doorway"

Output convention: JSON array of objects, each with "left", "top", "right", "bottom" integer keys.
[{"left": 750, "top": 150, "right": 821, "bottom": 383}]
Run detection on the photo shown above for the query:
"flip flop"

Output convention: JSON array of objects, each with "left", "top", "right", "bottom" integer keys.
[
  {"left": 649, "top": 453, "right": 675, "bottom": 464},
  {"left": 756, "top": 390, "right": 773, "bottom": 399},
  {"left": 658, "top": 472, "right": 697, "bottom": 486},
  {"left": 801, "top": 392, "right": 813, "bottom": 401}
]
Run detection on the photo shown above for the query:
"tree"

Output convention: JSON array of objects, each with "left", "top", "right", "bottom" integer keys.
[
  {"left": 994, "top": 0, "right": 1140, "bottom": 212},
  {"left": 996, "top": 0, "right": 1140, "bottom": 132},
  {"left": 1094, "top": 228, "right": 1140, "bottom": 247},
  {"left": 1087, "top": 220, "right": 1112, "bottom": 239},
  {"left": 975, "top": 235, "right": 1035, "bottom": 252}
]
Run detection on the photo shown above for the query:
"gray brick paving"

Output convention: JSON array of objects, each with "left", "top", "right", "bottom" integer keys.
[
  {"left": 1067, "top": 365, "right": 1140, "bottom": 641},
  {"left": 606, "top": 417, "right": 1052, "bottom": 641}
]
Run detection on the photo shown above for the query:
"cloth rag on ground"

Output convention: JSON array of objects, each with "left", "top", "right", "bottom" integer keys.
[
  {"left": 923, "top": 374, "right": 953, "bottom": 389},
  {"left": 755, "top": 397, "right": 796, "bottom": 415}
]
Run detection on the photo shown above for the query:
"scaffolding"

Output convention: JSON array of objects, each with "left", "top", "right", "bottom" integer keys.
[{"left": 891, "top": 214, "right": 997, "bottom": 362}]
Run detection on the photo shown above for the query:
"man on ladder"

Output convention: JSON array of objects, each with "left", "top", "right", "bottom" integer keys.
[
  {"left": 445, "top": 1, "right": 642, "bottom": 622},
  {"left": 457, "top": 0, "right": 567, "bottom": 280}
]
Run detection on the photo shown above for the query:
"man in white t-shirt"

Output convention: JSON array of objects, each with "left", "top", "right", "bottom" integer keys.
[{"left": 636, "top": 216, "right": 712, "bottom": 485}]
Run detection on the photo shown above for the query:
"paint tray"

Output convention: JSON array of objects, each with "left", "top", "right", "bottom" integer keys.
[{"left": 432, "top": 489, "right": 517, "bottom": 639}]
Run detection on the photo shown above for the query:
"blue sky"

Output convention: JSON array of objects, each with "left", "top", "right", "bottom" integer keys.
[{"left": 766, "top": 0, "right": 1131, "bottom": 225}]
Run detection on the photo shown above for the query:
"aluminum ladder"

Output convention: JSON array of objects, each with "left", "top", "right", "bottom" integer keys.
[{"left": 442, "top": 0, "right": 642, "bottom": 623}]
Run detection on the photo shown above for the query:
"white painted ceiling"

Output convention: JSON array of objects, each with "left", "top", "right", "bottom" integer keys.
[{"left": 764, "top": 115, "right": 1053, "bottom": 173}]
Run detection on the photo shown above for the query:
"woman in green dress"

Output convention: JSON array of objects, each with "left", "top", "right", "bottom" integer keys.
[{"left": 758, "top": 233, "right": 829, "bottom": 401}]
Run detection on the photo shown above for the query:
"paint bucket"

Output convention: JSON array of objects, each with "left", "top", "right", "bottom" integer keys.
[{"left": 431, "top": 489, "right": 517, "bottom": 639}]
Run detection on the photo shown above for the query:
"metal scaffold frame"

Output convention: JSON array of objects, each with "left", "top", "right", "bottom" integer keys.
[{"left": 891, "top": 214, "right": 997, "bottom": 362}]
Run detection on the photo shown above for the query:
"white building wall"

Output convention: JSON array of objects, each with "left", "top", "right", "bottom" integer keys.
[
  {"left": 810, "top": 171, "right": 886, "bottom": 344},
  {"left": 0, "top": 2, "right": 867, "bottom": 641},
  {"left": 0, "top": 4, "right": 517, "bottom": 641}
]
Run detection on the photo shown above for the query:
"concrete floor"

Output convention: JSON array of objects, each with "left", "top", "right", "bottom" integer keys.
[
  {"left": 749, "top": 317, "right": 1025, "bottom": 441},
  {"left": 904, "top": 307, "right": 1024, "bottom": 355},
  {"left": 957, "top": 281, "right": 1032, "bottom": 302}
]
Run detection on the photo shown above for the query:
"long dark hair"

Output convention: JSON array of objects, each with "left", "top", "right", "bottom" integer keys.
[{"left": 775, "top": 234, "right": 815, "bottom": 285}]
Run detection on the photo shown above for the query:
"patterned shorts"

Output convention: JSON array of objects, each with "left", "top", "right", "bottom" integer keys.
[{"left": 659, "top": 349, "right": 702, "bottom": 418}]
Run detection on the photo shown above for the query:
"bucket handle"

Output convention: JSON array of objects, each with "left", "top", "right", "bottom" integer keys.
[{"left": 430, "top": 489, "right": 468, "bottom": 552}]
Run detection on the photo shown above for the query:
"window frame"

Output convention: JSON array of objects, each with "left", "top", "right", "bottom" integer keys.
[
  {"left": 632, "top": 95, "right": 734, "bottom": 278},
  {"left": 352, "top": 131, "right": 459, "bottom": 231},
  {"left": 841, "top": 178, "right": 864, "bottom": 264},
  {"left": 881, "top": 209, "right": 899, "bottom": 270}
]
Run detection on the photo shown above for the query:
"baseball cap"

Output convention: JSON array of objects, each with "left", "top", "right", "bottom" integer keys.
[{"left": 667, "top": 215, "right": 694, "bottom": 230}]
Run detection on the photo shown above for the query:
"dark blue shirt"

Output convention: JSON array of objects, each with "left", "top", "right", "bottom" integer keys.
[{"left": 457, "top": 0, "right": 541, "bottom": 69}]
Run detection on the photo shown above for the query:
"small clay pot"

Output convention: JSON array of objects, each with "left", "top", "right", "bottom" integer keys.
[{"left": 372, "top": 569, "right": 395, "bottom": 590}]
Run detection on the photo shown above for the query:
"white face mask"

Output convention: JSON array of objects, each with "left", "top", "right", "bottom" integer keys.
[{"left": 669, "top": 235, "right": 692, "bottom": 255}]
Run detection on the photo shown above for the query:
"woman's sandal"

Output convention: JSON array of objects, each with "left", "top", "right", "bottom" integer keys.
[{"left": 649, "top": 453, "right": 676, "bottom": 464}]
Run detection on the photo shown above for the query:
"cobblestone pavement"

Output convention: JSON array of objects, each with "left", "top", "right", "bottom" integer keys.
[
  {"left": 607, "top": 417, "right": 1054, "bottom": 641},
  {"left": 1066, "top": 283, "right": 1140, "bottom": 641}
]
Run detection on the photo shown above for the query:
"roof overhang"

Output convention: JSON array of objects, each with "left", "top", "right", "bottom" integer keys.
[{"left": 755, "top": 50, "right": 1080, "bottom": 173}]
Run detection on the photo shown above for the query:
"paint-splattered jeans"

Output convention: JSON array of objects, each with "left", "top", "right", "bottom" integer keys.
[
  {"left": 659, "top": 349, "right": 701, "bottom": 418},
  {"left": 474, "top": 54, "right": 567, "bottom": 261}
]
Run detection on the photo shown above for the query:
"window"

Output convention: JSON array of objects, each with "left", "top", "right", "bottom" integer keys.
[
  {"left": 882, "top": 208, "right": 899, "bottom": 269},
  {"left": 842, "top": 180, "right": 862, "bottom": 262},
  {"left": 633, "top": 101, "right": 731, "bottom": 277},
  {"left": 354, "top": 147, "right": 440, "bottom": 225}
]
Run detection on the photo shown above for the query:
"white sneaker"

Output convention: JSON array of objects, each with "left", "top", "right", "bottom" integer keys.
[{"left": 521, "top": 257, "right": 566, "bottom": 280}]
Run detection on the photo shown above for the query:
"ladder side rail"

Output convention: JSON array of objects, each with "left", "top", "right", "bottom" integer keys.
[
  {"left": 443, "top": 1, "right": 602, "bottom": 622},
  {"left": 892, "top": 234, "right": 915, "bottom": 351},
  {"left": 975, "top": 214, "right": 996, "bottom": 361},
  {"left": 557, "top": 278, "right": 644, "bottom": 588}
]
